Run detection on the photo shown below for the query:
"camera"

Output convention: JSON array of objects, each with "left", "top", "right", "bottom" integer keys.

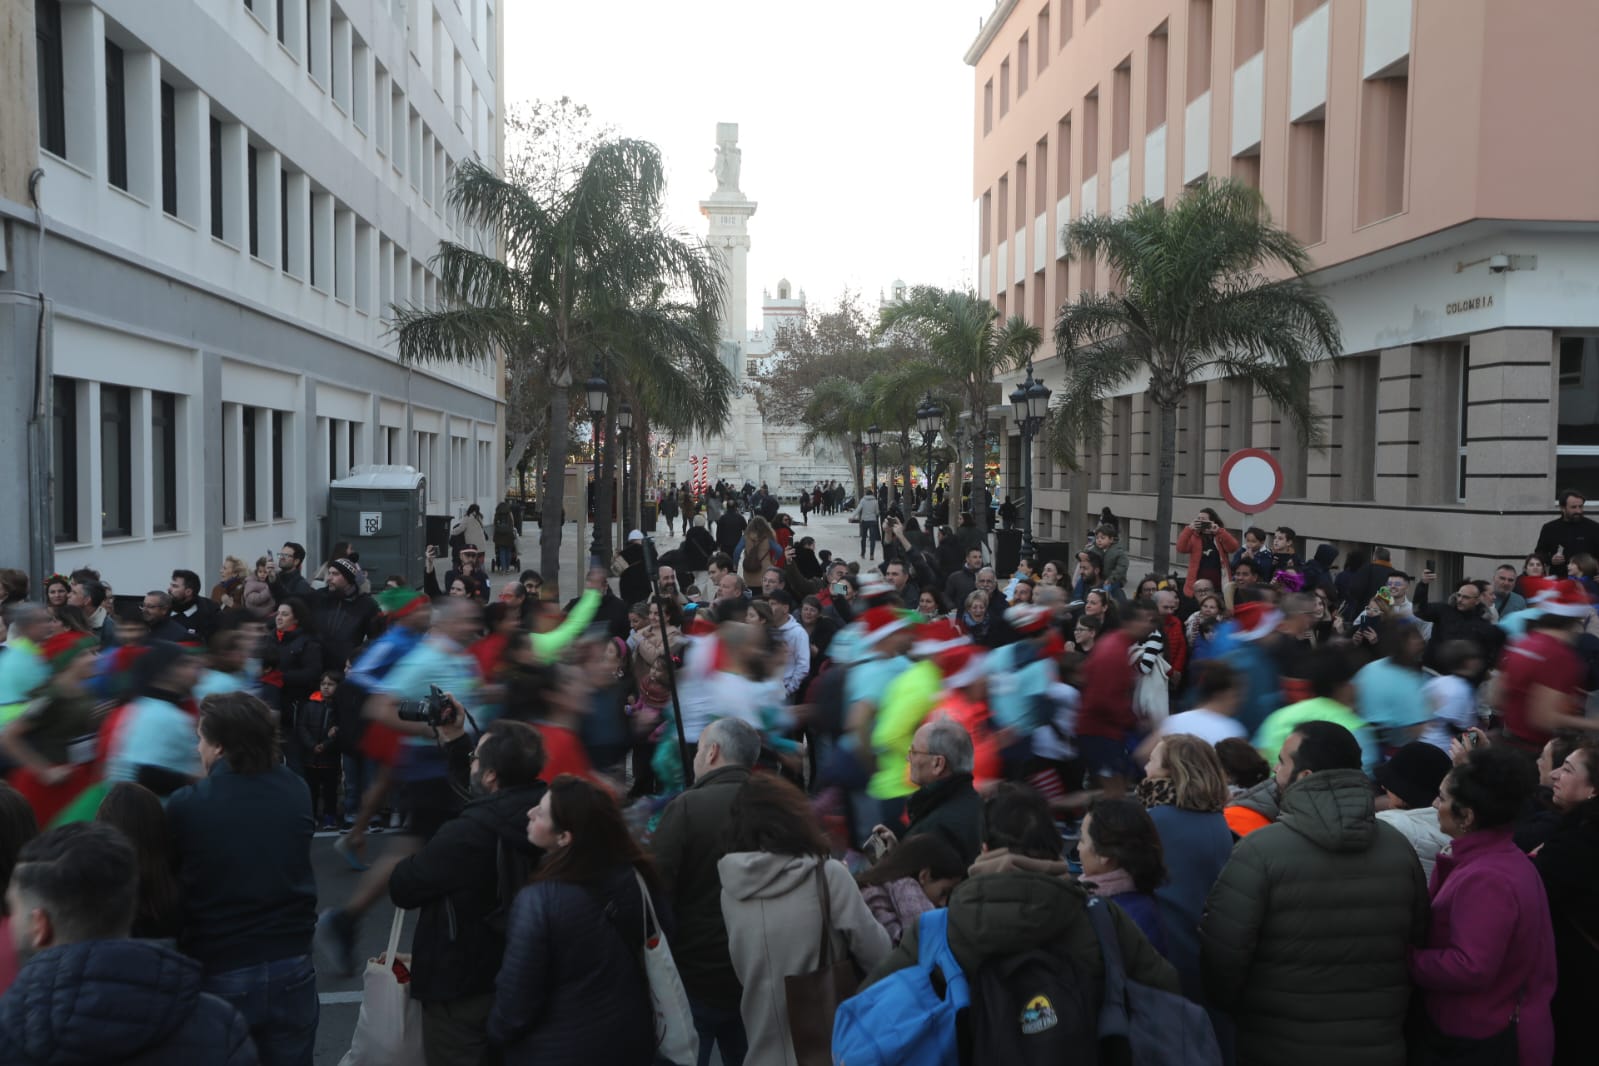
[{"left": 396, "top": 684, "right": 452, "bottom": 727}]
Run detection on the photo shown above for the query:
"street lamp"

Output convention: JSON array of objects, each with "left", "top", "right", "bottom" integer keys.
[
  {"left": 1009, "top": 363, "right": 1052, "bottom": 556},
  {"left": 585, "top": 370, "right": 609, "bottom": 560},
  {"left": 617, "top": 402, "right": 633, "bottom": 533},
  {"left": 865, "top": 424, "right": 882, "bottom": 500},
  {"left": 915, "top": 393, "right": 943, "bottom": 516}
]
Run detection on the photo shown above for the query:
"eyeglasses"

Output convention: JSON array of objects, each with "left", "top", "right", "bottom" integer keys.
[{"left": 906, "top": 748, "right": 932, "bottom": 760}]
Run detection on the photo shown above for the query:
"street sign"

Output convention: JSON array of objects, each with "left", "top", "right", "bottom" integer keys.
[
  {"left": 1219, "top": 448, "right": 1284, "bottom": 515},
  {"left": 359, "top": 511, "right": 383, "bottom": 536}
]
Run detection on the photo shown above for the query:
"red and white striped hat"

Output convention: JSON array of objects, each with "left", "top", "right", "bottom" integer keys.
[
  {"left": 912, "top": 617, "right": 971, "bottom": 658},
  {"left": 1530, "top": 580, "right": 1594, "bottom": 619},
  {"left": 859, "top": 605, "right": 917, "bottom": 648}
]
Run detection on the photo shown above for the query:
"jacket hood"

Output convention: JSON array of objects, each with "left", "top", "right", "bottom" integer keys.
[
  {"left": 464, "top": 782, "right": 548, "bottom": 848},
  {"left": 1277, "top": 768, "right": 1378, "bottom": 853},
  {"left": 717, "top": 851, "right": 824, "bottom": 901},
  {"left": 1229, "top": 776, "right": 1282, "bottom": 821},
  {"left": 946, "top": 868, "right": 1090, "bottom": 963},
  {"left": 0, "top": 939, "right": 206, "bottom": 1064},
  {"left": 1312, "top": 544, "right": 1339, "bottom": 568}
]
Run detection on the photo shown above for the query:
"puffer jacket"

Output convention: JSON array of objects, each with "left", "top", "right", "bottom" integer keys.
[
  {"left": 0, "top": 938, "right": 256, "bottom": 1065},
  {"left": 489, "top": 864, "right": 660, "bottom": 1066},
  {"left": 650, "top": 764, "right": 750, "bottom": 1009},
  {"left": 389, "top": 739, "right": 545, "bottom": 1003},
  {"left": 1200, "top": 768, "right": 1429, "bottom": 1066}
]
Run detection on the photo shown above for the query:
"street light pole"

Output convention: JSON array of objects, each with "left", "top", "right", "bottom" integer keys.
[
  {"left": 866, "top": 424, "right": 882, "bottom": 502},
  {"left": 585, "top": 370, "right": 609, "bottom": 563},
  {"left": 916, "top": 393, "right": 943, "bottom": 519},
  {"left": 617, "top": 402, "right": 633, "bottom": 533},
  {"left": 1009, "top": 362, "right": 1052, "bottom": 558}
]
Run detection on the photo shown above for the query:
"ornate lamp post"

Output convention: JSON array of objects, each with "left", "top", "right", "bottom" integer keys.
[
  {"left": 915, "top": 393, "right": 943, "bottom": 516},
  {"left": 866, "top": 423, "right": 882, "bottom": 499},
  {"left": 617, "top": 402, "right": 633, "bottom": 533},
  {"left": 585, "top": 370, "right": 609, "bottom": 560},
  {"left": 1009, "top": 363, "right": 1052, "bottom": 556}
]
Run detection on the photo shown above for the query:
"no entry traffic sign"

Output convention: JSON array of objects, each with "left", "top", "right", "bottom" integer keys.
[{"left": 1219, "top": 448, "right": 1284, "bottom": 515}]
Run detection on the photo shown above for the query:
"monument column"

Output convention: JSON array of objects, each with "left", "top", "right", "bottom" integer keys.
[{"left": 700, "top": 122, "right": 757, "bottom": 383}]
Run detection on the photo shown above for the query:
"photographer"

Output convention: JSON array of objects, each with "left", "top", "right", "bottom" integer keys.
[
  {"left": 389, "top": 718, "right": 548, "bottom": 1065},
  {"left": 1177, "top": 508, "right": 1238, "bottom": 600}
]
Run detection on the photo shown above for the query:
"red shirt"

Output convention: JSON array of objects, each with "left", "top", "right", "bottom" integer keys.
[
  {"left": 1497, "top": 631, "right": 1585, "bottom": 747},
  {"left": 1078, "top": 629, "right": 1136, "bottom": 740},
  {"left": 535, "top": 722, "right": 594, "bottom": 783}
]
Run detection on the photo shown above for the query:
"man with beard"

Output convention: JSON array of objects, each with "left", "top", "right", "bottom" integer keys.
[{"left": 387, "top": 717, "right": 548, "bottom": 1064}]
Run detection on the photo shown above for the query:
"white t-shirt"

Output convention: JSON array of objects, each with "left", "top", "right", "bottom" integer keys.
[
  {"left": 1422, "top": 674, "right": 1478, "bottom": 752},
  {"left": 1158, "top": 708, "right": 1247, "bottom": 746}
]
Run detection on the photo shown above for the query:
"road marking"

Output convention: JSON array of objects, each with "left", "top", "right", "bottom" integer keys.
[{"left": 319, "top": 991, "right": 365, "bottom": 1005}]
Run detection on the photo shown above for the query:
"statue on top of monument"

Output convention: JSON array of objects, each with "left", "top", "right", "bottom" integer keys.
[{"left": 713, "top": 124, "right": 742, "bottom": 194}]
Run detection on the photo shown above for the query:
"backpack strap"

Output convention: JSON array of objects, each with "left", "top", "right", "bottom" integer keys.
[{"left": 1085, "top": 897, "right": 1131, "bottom": 1039}]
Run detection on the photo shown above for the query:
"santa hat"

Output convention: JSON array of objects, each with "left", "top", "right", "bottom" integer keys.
[
  {"left": 377, "top": 586, "right": 429, "bottom": 619},
  {"left": 912, "top": 617, "right": 971, "bottom": 658},
  {"left": 938, "top": 643, "right": 987, "bottom": 689},
  {"left": 1232, "top": 601, "right": 1282, "bottom": 641},
  {"left": 43, "top": 631, "right": 98, "bottom": 671},
  {"left": 856, "top": 578, "right": 898, "bottom": 604},
  {"left": 1004, "top": 604, "right": 1052, "bottom": 636},
  {"left": 859, "top": 605, "right": 916, "bottom": 648},
  {"left": 1531, "top": 580, "right": 1594, "bottom": 619}
]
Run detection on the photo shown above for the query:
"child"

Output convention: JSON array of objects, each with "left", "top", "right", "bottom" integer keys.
[
  {"left": 855, "top": 834, "right": 966, "bottom": 946},
  {"left": 1421, "top": 639, "right": 1483, "bottom": 754},
  {"left": 298, "top": 670, "right": 344, "bottom": 830},
  {"left": 1094, "top": 524, "right": 1129, "bottom": 597}
]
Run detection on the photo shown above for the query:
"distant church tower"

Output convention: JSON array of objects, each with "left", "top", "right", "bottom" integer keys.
[{"left": 700, "top": 123, "right": 757, "bottom": 383}]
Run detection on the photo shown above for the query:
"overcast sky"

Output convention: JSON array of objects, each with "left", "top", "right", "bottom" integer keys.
[{"left": 504, "top": 0, "right": 995, "bottom": 327}]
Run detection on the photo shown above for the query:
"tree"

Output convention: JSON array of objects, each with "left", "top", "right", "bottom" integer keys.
[
  {"left": 393, "top": 130, "right": 726, "bottom": 589},
  {"left": 758, "top": 292, "right": 876, "bottom": 426},
  {"left": 1051, "top": 179, "right": 1341, "bottom": 574},
  {"left": 876, "top": 288, "right": 1040, "bottom": 539},
  {"left": 800, "top": 375, "right": 877, "bottom": 499}
]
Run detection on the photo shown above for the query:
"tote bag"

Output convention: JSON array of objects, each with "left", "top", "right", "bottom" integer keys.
[
  {"left": 339, "top": 909, "right": 425, "bottom": 1066},
  {"left": 784, "top": 860, "right": 860, "bottom": 1066},
  {"left": 635, "top": 871, "right": 699, "bottom": 1066}
]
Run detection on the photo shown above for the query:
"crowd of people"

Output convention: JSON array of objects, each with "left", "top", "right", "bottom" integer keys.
[{"left": 0, "top": 481, "right": 1595, "bottom": 1066}]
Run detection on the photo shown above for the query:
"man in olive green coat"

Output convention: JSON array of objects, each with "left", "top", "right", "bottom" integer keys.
[{"left": 1200, "top": 720, "right": 1429, "bottom": 1066}]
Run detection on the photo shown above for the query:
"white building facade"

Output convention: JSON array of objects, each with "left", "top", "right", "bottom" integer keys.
[{"left": 6, "top": 0, "right": 504, "bottom": 593}]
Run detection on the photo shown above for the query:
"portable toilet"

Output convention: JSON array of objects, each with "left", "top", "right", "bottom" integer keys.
[{"left": 328, "top": 465, "right": 427, "bottom": 588}]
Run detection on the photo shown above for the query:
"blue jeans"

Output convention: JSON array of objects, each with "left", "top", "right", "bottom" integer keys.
[
  {"left": 202, "top": 955, "right": 318, "bottom": 1066},
  {"left": 691, "top": 1000, "right": 748, "bottom": 1066}
]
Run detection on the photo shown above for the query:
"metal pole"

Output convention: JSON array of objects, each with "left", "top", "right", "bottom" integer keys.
[
  {"left": 871, "top": 443, "right": 879, "bottom": 497},
  {"left": 1020, "top": 420, "right": 1035, "bottom": 557}
]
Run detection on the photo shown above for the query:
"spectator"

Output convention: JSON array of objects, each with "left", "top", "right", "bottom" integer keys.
[
  {"left": 0, "top": 822, "right": 254, "bottom": 1064},
  {"left": 271, "top": 542, "right": 313, "bottom": 601},
  {"left": 1078, "top": 797, "right": 1169, "bottom": 953},
  {"left": 1534, "top": 489, "right": 1599, "bottom": 572},
  {"left": 490, "top": 775, "right": 664, "bottom": 1065},
  {"left": 140, "top": 590, "right": 192, "bottom": 643},
  {"left": 1200, "top": 720, "right": 1429, "bottom": 1066},
  {"left": 1411, "top": 746, "right": 1556, "bottom": 1065},
  {"left": 651, "top": 718, "right": 760, "bottom": 1066},
  {"left": 1270, "top": 526, "right": 1303, "bottom": 576},
  {"left": 95, "top": 782, "right": 183, "bottom": 940},
  {"left": 855, "top": 833, "right": 965, "bottom": 946},
  {"left": 1177, "top": 509, "right": 1238, "bottom": 599},
  {"left": 388, "top": 718, "right": 548, "bottom": 1066},
  {"left": 307, "top": 558, "right": 381, "bottom": 671},
  {"left": 1373, "top": 741, "right": 1454, "bottom": 881},
  {"left": 1214, "top": 737, "right": 1270, "bottom": 797},
  {"left": 65, "top": 577, "right": 117, "bottom": 648},
  {"left": 0, "top": 783, "right": 39, "bottom": 996},
  {"left": 943, "top": 547, "right": 985, "bottom": 611},
  {"left": 898, "top": 718, "right": 983, "bottom": 865},
  {"left": 718, "top": 774, "right": 890, "bottom": 1066},
  {"left": 259, "top": 600, "right": 323, "bottom": 772},
  {"left": 1093, "top": 523, "right": 1130, "bottom": 595},
  {"left": 1516, "top": 730, "right": 1584, "bottom": 853},
  {"left": 168, "top": 569, "right": 220, "bottom": 643},
  {"left": 1533, "top": 741, "right": 1599, "bottom": 1064},
  {"left": 1413, "top": 573, "right": 1503, "bottom": 681},
  {"left": 167, "top": 693, "right": 317, "bottom": 1066},
  {"left": 1229, "top": 526, "right": 1274, "bottom": 582}
]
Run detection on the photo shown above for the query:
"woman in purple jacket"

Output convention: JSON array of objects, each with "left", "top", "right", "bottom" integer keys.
[{"left": 1410, "top": 747, "right": 1557, "bottom": 1066}]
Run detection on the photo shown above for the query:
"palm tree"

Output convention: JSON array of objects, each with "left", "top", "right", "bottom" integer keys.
[
  {"left": 801, "top": 376, "right": 877, "bottom": 499},
  {"left": 394, "top": 140, "right": 726, "bottom": 588},
  {"left": 1052, "top": 179, "right": 1341, "bottom": 574},
  {"left": 877, "top": 288, "right": 1040, "bottom": 538}
]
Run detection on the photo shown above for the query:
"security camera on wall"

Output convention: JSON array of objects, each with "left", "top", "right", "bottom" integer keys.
[{"left": 1488, "top": 254, "right": 1511, "bottom": 273}]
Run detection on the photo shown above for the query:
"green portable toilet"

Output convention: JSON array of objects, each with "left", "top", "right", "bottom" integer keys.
[{"left": 328, "top": 465, "right": 428, "bottom": 588}]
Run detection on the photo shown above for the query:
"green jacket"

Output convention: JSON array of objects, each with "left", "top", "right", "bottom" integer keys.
[
  {"left": 1100, "top": 543, "right": 1129, "bottom": 588},
  {"left": 1200, "top": 768, "right": 1429, "bottom": 1066},
  {"left": 865, "top": 854, "right": 1178, "bottom": 997}
]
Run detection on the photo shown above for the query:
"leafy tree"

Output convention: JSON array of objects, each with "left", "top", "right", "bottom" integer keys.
[
  {"left": 1051, "top": 179, "right": 1340, "bottom": 573},
  {"left": 758, "top": 292, "right": 876, "bottom": 426}
]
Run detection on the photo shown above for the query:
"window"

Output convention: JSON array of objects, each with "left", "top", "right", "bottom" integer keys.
[
  {"left": 1018, "top": 33, "right": 1030, "bottom": 97},
  {"left": 1056, "top": 114, "right": 1072, "bottom": 201},
  {"left": 1147, "top": 25, "right": 1169, "bottom": 130},
  {"left": 100, "top": 385, "right": 132, "bottom": 538},
  {"left": 1037, "top": 7, "right": 1050, "bottom": 72},
  {"left": 272, "top": 410, "right": 286, "bottom": 518},
  {"left": 1178, "top": 384, "right": 1206, "bottom": 494},
  {"left": 1000, "top": 59, "right": 1011, "bottom": 117},
  {"left": 36, "top": 0, "right": 66, "bottom": 157},
  {"left": 1082, "top": 90, "right": 1099, "bottom": 178},
  {"left": 1086, "top": 0, "right": 1099, "bottom": 18},
  {"left": 1457, "top": 345, "right": 1471, "bottom": 502},
  {"left": 281, "top": 168, "right": 290, "bottom": 272},
  {"left": 1234, "top": 0, "right": 1265, "bottom": 64},
  {"left": 983, "top": 80, "right": 993, "bottom": 135},
  {"left": 1335, "top": 355, "right": 1378, "bottom": 502},
  {"left": 1060, "top": 0, "right": 1073, "bottom": 48},
  {"left": 52, "top": 377, "right": 78, "bottom": 543},
  {"left": 1288, "top": 119, "right": 1326, "bottom": 243},
  {"left": 1016, "top": 158, "right": 1027, "bottom": 227},
  {"left": 160, "top": 81, "right": 177, "bottom": 216},
  {"left": 152, "top": 391, "right": 177, "bottom": 532},
  {"left": 247, "top": 145, "right": 260, "bottom": 256},
  {"left": 1231, "top": 150, "right": 1260, "bottom": 191},
  {"left": 105, "top": 42, "right": 127, "bottom": 190},
  {"left": 209, "top": 117, "right": 224, "bottom": 239},
  {"left": 277, "top": 0, "right": 286, "bottom": 44},
  {"left": 1557, "top": 338, "right": 1599, "bottom": 501},
  {"left": 1187, "top": 0, "right": 1212, "bottom": 102},
  {"left": 243, "top": 406, "right": 258, "bottom": 522},
  {"left": 1357, "top": 69, "right": 1409, "bottom": 225},
  {"left": 1111, "top": 61, "right": 1131, "bottom": 158}
]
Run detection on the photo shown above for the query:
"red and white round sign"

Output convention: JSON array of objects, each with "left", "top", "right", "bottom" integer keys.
[{"left": 1219, "top": 448, "right": 1284, "bottom": 515}]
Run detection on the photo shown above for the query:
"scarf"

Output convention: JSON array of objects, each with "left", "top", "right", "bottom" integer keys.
[
  {"left": 1080, "top": 867, "right": 1139, "bottom": 898},
  {"left": 1136, "top": 776, "right": 1177, "bottom": 810}
]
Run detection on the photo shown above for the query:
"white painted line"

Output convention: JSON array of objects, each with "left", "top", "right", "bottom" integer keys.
[{"left": 318, "top": 991, "right": 365, "bottom": 1005}]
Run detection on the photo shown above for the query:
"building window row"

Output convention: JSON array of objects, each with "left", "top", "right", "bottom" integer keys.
[{"left": 53, "top": 379, "right": 188, "bottom": 544}]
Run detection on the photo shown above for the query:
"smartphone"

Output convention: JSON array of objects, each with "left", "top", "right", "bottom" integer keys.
[{"left": 1425, "top": 558, "right": 1435, "bottom": 571}]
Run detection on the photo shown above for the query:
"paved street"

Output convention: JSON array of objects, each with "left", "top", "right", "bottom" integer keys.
[{"left": 310, "top": 831, "right": 411, "bottom": 1064}]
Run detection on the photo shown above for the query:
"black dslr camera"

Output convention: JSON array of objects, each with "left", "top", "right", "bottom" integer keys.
[{"left": 396, "top": 684, "right": 452, "bottom": 727}]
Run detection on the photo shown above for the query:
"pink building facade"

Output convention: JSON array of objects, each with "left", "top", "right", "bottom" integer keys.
[{"left": 969, "top": 0, "right": 1599, "bottom": 582}]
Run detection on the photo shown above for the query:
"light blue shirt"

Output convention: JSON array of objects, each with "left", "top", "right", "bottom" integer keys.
[
  {"left": 379, "top": 636, "right": 484, "bottom": 780},
  {"left": 1354, "top": 657, "right": 1431, "bottom": 736},
  {"left": 985, "top": 641, "right": 1057, "bottom": 732},
  {"left": 0, "top": 639, "right": 49, "bottom": 724},
  {"left": 108, "top": 696, "right": 202, "bottom": 784},
  {"left": 845, "top": 654, "right": 910, "bottom": 711}
]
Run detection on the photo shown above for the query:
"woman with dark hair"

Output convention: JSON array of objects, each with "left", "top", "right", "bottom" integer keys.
[
  {"left": 916, "top": 587, "right": 948, "bottom": 620},
  {"left": 1516, "top": 552, "right": 1550, "bottom": 598},
  {"left": 490, "top": 774, "right": 663, "bottom": 1065},
  {"left": 1412, "top": 747, "right": 1556, "bottom": 1065},
  {"left": 1535, "top": 742, "right": 1599, "bottom": 1064},
  {"left": 1215, "top": 737, "right": 1271, "bottom": 794},
  {"left": 42, "top": 574, "right": 71, "bottom": 614},
  {"left": 0, "top": 783, "right": 39, "bottom": 994},
  {"left": 718, "top": 774, "right": 890, "bottom": 1065},
  {"left": 97, "top": 782, "right": 183, "bottom": 939},
  {"left": 260, "top": 599, "right": 323, "bottom": 774},
  {"left": 856, "top": 833, "right": 966, "bottom": 946},
  {"left": 1517, "top": 730, "right": 1585, "bottom": 852},
  {"left": 1077, "top": 797, "right": 1169, "bottom": 954}
]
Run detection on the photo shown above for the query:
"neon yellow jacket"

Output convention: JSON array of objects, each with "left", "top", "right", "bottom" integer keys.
[
  {"left": 529, "top": 588, "right": 601, "bottom": 665},
  {"left": 868, "top": 659, "right": 942, "bottom": 801}
]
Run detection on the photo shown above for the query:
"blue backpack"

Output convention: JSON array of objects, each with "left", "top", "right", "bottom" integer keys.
[{"left": 831, "top": 908, "right": 969, "bottom": 1066}]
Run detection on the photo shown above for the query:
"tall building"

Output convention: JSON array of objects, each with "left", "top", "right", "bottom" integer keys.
[
  {"left": 1, "top": 0, "right": 504, "bottom": 594},
  {"left": 969, "top": 0, "right": 1599, "bottom": 581}
]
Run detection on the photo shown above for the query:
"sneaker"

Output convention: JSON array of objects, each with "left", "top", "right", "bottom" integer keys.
[
  {"left": 341, "top": 817, "right": 355, "bottom": 832},
  {"left": 333, "top": 833, "right": 370, "bottom": 872},
  {"left": 318, "top": 815, "right": 338, "bottom": 832},
  {"left": 314, "top": 909, "right": 360, "bottom": 978},
  {"left": 389, "top": 810, "right": 404, "bottom": 830}
]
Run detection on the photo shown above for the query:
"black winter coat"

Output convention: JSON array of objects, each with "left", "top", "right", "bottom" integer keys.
[
  {"left": 0, "top": 939, "right": 257, "bottom": 1065},
  {"left": 390, "top": 736, "right": 545, "bottom": 1003},
  {"left": 904, "top": 772, "right": 983, "bottom": 865},
  {"left": 651, "top": 764, "right": 751, "bottom": 1009},
  {"left": 489, "top": 864, "right": 662, "bottom": 1066},
  {"left": 1534, "top": 799, "right": 1599, "bottom": 1065},
  {"left": 307, "top": 587, "right": 380, "bottom": 671},
  {"left": 263, "top": 627, "right": 323, "bottom": 711}
]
